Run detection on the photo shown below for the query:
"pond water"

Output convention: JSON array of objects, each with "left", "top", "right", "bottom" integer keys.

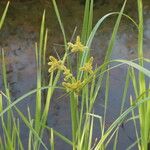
[{"left": 0, "top": 0, "right": 150, "bottom": 149}]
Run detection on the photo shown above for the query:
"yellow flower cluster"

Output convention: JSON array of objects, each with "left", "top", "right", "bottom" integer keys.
[
  {"left": 48, "top": 36, "right": 95, "bottom": 94},
  {"left": 68, "top": 36, "right": 87, "bottom": 53},
  {"left": 62, "top": 80, "right": 84, "bottom": 94},
  {"left": 80, "top": 57, "right": 94, "bottom": 74},
  {"left": 48, "top": 55, "right": 84, "bottom": 94},
  {"left": 63, "top": 66, "right": 74, "bottom": 81},
  {"left": 48, "top": 56, "right": 73, "bottom": 79},
  {"left": 48, "top": 56, "right": 63, "bottom": 73}
]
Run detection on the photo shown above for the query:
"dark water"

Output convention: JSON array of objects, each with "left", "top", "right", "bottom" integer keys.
[{"left": 0, "top": 0, "right": 150, "bottom": 149}]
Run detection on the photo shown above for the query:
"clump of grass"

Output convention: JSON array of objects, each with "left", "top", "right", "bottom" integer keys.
[{"left": 0, "top": 0, "right": 150, "bottom": 150}]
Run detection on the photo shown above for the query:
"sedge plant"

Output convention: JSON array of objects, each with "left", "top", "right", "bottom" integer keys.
[
  {"left": 0, "top": 0, "right": 150, "bottom": 150},
  {"left": 48, "top": 0, "right": 131, "bottom": 149}
]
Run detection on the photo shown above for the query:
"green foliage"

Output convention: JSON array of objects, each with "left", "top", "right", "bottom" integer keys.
[{"left": 0, "top": 0, "right": 150, "bottom": 150}]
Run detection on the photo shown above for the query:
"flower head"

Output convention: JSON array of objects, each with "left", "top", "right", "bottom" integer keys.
[
  {"left": 48, "top": 56, "right": 63, "bottom": 73},
  {"left": 62, "top": 80, "right": 84, "bottom": 94},
  {"left": 80, "top": 57, "right": 94, "bottom": 74},
  {"left": 63, "top": 66, "right": 74, "bottom": 81},
  {"left": 68, "top": 36, "right": 86, "bottom": 53}
]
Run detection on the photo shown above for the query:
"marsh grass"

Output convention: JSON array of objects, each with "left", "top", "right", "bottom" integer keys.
[{"left": 0, "top": 0, "right": 150, "bottom": 150}]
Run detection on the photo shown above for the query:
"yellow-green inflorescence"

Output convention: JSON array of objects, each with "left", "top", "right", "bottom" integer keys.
[
  {"left": 80, "top": 57, "right": 94, "bottom": 74},
  {"left": 62, "top": 66, "right": 74, "bottom": 81},
  {"left": 68, "top": 36, "right": 87, "bottom": 53},
  {"left": 48, "top": 56, "right": 64, "bottom": 73},
  {"left": 62, "top": 80, "right": 85, "bottom": 94},
  {"left": 48, "top": 36, "right": 94, "bottom": 94}
]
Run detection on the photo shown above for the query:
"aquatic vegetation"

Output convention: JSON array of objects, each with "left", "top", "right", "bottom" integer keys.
[{"left": 0, "top": 0, "right": 150, "bottom": 150}]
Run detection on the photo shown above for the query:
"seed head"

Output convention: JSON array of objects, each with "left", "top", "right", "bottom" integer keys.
[
  {"left": 62, "top": 80, "right": 84, "bottom": 94},
  {"left": 80, "top": 57, "right": 94, "bottom": 74},
  {"left": 48, "top": 56, "right": 63, "bottom": 73},
  {"left": 68, "top": 36, "right": 87, "bottom": 53}
]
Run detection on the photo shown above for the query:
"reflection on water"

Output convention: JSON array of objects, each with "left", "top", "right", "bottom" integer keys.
[{"left": 0, "top": 0, "right": 150, "bottom": 149}]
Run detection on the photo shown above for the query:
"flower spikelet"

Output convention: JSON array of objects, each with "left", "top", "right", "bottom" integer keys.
[
  {"left": 48, "top": 56, "right": 63, "bottom": 73},
  {"left": 63, "top": 66, "right": 74, "bottom": 81},
  {"left": 62, "top": 80, "right": 84, "bottom": 94},
  {"left": 68, "top": 36, "right": 86, "bottom": 53},
  {"left": 80, "top": 57, "right": 94, "bottom": 74}
]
